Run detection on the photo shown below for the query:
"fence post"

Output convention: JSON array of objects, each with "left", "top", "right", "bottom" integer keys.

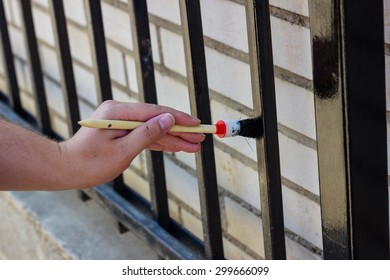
[{"left": 309, "top": 0, "right": 389, "bottom": 259}]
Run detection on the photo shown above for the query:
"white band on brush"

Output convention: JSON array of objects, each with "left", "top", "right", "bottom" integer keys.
[{"left": 223, "top": 120, "right": 241, "bottom": 137}]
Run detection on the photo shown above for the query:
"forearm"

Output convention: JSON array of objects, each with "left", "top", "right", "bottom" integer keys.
[
  {"left": 0, "top": 101, "right": 204, "bottom": 191},
  {"left": 0, "top": 120, "right": 74, "bottom": 191}
]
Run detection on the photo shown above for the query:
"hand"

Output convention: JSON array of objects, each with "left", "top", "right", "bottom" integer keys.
[{"left": 61, "top": 100, "right": 205, "bottom": 188}]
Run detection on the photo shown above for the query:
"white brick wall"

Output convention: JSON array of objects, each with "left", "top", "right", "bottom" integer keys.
[
  {"left": 271, "top": 16, "right": 312, "bottom": 79},
  {"left": 224, "top": 197, "right": 264, "bottom": 257},
  {"left": 101, "top": 2, "right": 133, "bottom": 49},
  {"left": 124, "top": 55, "right": 139, "bottom": 93},
  {"left": 67, "top": 24, "right": 92, "bottom": 66},
  {"left": 200, "top": 0, "right": 248, "bottom": 52},
  {"left": 32, "top": 7, "right": 54, "bottom": 46},
  {"left": 9, "top": 26, "right": 27, "bottom": 60},
  {"left": 154, "top": 70, "right": 191, "bottom": 115},
  {"left": 282, "top": 186, "right": 322, "bottom": 249},
  {"left": 147, "top": 0, "right": 181, "bottom": 25},
  {"left": 6, "top": 0, "right": 22, "bottom": 27},
  {"left": 32, "top": 0, "right": 48, "bottom": 8},
  {"left": 44, "top": 77, "right": 66, "bottom": 118},
  {"left": 205, "top": 47, "right": 253, "bottom": 108},
  {"left": 275, "top": 78, "right": 316, "bottom": 139},
  {"left": 160, "top": 28, "right": 187, "bottom": 76},
  {"left": 106, "top": 44, "right": 126, "bottom": 86},
  {"left": 270, "top": 0, "right": 309, "bottom": 16},
  {"left": 149, "top": 23, "right": 161, "bottom": 64},
  {"left": 164, "top": 157, "right": 200, "bottom": 213},
  {"left": 40, "top": 44, "right": 60, "bottom": 82},
  {"left": 63, "top": 0, "right": 87, "bottom": 26},
  {"left": 279, "top": 133, "right": 319, "bottom": 196},
  {"left": 73, "top": 64, "right": 98, "bottom": 106},
  {"left": 215, "top": 148, "right": 260, "bottom": 209},
  {"left": 0, "top": 41, "right": 4, "bottom": 76}
]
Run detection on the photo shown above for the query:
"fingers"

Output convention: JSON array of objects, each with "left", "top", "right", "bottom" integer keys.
[
  {"left": 91, "top": 100, "right": 205, "bottom": 154},
  {"left": 93, "top": 100, "right": 200, "bottom": 127},
  {"left": 150, "top": 133, "right": 203, "bottom": 153},
  {"left": 119, "top": 113, "right": 175, "bottom": 157},
  {"left": 169, "top": 132, "right": 205, "bottom": 143}
]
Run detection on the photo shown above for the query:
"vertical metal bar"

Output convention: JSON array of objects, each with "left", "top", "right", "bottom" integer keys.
[
  {"left": 0, "top": 0, "right": 22, "bottom": 113},
  {"left": 179, "top": 0, "right": 224, "bottom": 259},
  {"left": 127, "top": 0, "right": 170, "bottom": 231},
  {"left": 48, "top": 0, "right": 80, "bottom": 135},
  {"left": 84, "top": 0, "right": 125, "bottom": 194},
  {"left": 246, "top": 0, "right": 286, "bottom": 259},
  {"left": 309, "top": 0, "right": 389, "bottom": 259},
  {"left": 19, "top": 0, "right": 51, "bottom": 135},
  {"left": 84, "top": 0, "right": 112, "bottom": 102}
]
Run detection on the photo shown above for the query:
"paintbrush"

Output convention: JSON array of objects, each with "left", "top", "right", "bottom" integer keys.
[{"left": 78, "top": 117, "right": 263, "bottom": 138}]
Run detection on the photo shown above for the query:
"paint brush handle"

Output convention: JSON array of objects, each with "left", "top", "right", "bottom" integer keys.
[{"left": 78, "top": 119, "right": 217, "bottom": 134}]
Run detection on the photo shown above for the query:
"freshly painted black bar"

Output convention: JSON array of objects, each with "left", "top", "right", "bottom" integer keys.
[
  {"left": 179, "top": 0, "right": 224, "bottom": 259},
  {"left": 0, "top": 0, "right": 22, "bottom": 114},
  {"left": 19, "top": 0, "right": 51, "bottom": 135},
  {"left": 246, "top": 0, "right": 286, "bottom": 259},
  {"left": 309, "top": 0, "right": 389, "bottom": 259},
  {"left": 127, "top": 0, "right": 170, "bottom": 231},
  {"left": 48, "top": 0, "right": 80, "bottom": 135}
]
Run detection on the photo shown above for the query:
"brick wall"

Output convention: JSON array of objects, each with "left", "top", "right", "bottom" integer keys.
[{"left": 0, "top": 0, "right": 389, "bottom": 260}]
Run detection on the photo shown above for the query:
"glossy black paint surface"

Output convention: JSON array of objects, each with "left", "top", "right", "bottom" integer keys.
[{"left": 309, "top": 0, "right": 389, "bottom": 259}]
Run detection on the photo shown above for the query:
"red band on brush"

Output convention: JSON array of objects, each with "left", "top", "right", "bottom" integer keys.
[{"left": 215, "top": 120, "right": 226, "bottom": 138}]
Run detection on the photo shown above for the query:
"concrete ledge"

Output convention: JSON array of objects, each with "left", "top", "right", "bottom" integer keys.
[{"left": 0, "top": 190, "right": 157, "bottom": 259}]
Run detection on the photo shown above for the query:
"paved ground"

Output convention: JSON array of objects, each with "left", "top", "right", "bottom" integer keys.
[{"left": 0, "top": 190, "right": 157, "bottom": 259}]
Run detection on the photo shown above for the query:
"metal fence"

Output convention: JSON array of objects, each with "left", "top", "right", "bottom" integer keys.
[{"left": 0, "top": 0, "right": 388, "bottom": 259}]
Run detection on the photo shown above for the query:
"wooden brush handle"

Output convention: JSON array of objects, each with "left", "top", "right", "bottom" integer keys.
[{"left": 78, "top": 119, "right": 217, "bottom": 134}]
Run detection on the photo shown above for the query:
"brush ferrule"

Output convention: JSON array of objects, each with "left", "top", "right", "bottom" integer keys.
[{"left": 216, "top": 120, "right": 240, "bottom": 138}]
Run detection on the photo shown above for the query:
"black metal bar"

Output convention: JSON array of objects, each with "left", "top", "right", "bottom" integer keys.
[
  {"left": 0, "top": 0, "right": 22, "bottom": 114},
  {"left": 179, "top": 0, "right": 224, "bottom": 260},
  {"left": 246, "top": 0, "right": 286, "bottom": 259},
  {"left": 309, "top": 0, "right": 389, "bottom": 259},
  {"left": 84, "top": 0, "right": 112, "bottom": 102},
  {"left": 84, "top": 0, "right": 125, "bottom": 195},
  {"left": 127, "top": 0, "right": 170, "bottom": 231},
  {"left": 19, "top": 0, "right": 52, "bottom": 135},
  {"left": 48, "top": 0, "right": 80, "bottom": 135}
]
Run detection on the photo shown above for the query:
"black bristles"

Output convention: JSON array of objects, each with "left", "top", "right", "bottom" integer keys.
[{"left": 238, "top": 117, "right": 263, "bottom": 139}]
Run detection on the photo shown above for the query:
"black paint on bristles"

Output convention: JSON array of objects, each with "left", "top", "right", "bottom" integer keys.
[{"left": 238, "top": 117, "right": 263, "bottom": 139}]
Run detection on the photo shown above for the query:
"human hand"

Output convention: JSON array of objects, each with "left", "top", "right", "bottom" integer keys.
[{"left": 60, "top": 100, "right": 205, "bottom": 188}]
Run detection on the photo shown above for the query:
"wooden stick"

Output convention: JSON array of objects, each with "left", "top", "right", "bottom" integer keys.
[{"left": 78, "top": 119, "right": 217, "bottom": 134}]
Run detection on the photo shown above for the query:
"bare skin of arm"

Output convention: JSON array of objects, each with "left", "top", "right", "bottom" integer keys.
[{"left": 0, "top": 100, "right": 205, "bottom": 191}]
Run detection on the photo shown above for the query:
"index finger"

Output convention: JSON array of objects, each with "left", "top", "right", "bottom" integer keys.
[{"left": 92, "top": 100, "right": 201, "bottom": 126}]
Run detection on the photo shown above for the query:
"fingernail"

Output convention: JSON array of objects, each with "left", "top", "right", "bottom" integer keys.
[{"left": 158, "top": 113, "right": 175, "bottom": 131}]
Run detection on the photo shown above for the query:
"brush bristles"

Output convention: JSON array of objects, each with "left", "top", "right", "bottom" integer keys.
[{"left": 237, "top": 117, "right": 263, "bottom": 139}]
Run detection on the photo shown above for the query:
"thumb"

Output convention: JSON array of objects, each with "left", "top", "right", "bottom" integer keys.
[{"left": 120, "top": 113, "right": 175, "bottom": 156}]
